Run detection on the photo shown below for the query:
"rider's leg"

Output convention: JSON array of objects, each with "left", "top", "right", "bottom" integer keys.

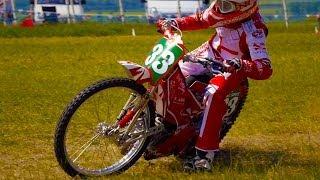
[{"left": 187, "top": 70, "right": 246, "bottom": 171}]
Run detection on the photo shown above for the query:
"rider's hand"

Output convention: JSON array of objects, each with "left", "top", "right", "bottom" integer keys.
[
  {"left": 156, "top": 19, "right": 177, "bottom": 34},
  {"left": 183, "top": 54, "right": 198, "bottom": 63},
  {"left": 224, "top": 58, "right": 243, "bottom": 73}
]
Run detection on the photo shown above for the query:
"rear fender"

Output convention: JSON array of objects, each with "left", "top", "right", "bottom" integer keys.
[{"left": 118, "top": 61, "right": 151, "bottom": 84}]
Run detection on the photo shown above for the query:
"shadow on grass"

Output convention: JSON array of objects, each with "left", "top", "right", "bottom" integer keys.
[{"left": 163, "top": 147, "right": 318, "bottom": 174}]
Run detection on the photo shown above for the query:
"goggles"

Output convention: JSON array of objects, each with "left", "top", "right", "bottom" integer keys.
[{"left": 215, "top": 0, "right": 237, "bottom": 14}]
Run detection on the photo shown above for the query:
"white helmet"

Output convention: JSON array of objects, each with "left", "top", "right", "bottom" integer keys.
[
  {"left": 209, "top": 0, "right": 259, "bottom": 27},
  {"left": 214, "top": 0, "right": 257, "bottom": 14}
]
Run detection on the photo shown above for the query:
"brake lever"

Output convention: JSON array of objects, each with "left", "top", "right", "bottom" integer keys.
[{"left": 183, "top": 56, "right": 225, "bottom": 74}]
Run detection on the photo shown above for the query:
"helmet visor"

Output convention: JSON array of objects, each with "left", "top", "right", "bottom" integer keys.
[{"left": 216, "top": 0, "right": 236, "bottom": 14}]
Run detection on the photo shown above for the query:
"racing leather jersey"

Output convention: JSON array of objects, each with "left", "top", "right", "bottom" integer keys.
[
  {"left": 175, "top": 11, "right": 273, "bottom": 80},
  {"left": 167, "top": 5, "right": 273, "bottom": 153}
]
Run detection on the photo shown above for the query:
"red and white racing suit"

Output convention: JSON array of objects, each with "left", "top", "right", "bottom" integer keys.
[{"left": 175, "top": 10, "right": 273, "bottom": 152}]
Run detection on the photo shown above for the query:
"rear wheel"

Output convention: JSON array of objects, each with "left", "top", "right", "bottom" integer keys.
[
  {"left": 54, "top": 78, "right": 155, "bottom": 177},
  {"left": 219, "top": 79, "right": 249, "bottom": 141}
]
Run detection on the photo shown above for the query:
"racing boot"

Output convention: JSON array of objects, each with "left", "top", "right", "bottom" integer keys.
[{"left": 183, "top": 149, "right": 218, "bottom": 172}]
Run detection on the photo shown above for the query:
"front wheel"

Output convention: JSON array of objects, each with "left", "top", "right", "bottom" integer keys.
[{"left": 54, "top": 78, "right": 155, "bottom": 177}]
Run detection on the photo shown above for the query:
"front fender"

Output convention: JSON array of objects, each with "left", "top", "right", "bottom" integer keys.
[{"left": 118, "top": 61, "right": 151, "bottom": 84}]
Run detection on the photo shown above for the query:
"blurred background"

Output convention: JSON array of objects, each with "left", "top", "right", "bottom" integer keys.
[{"left": 0, "top": 0, "right": 319, "bottom": 26}]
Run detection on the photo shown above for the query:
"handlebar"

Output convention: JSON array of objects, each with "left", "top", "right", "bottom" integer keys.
[
  {"left": 183, "top": 55, "right": 227, "bottom": 75},
  {"left": 162, "top": 24, "right": 183, "bottom": 39},
  {"left": 159, "top": 21, "right": 230, "bottom": 75}
]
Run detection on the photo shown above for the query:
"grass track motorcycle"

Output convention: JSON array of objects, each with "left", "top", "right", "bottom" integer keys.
[{"left": 54, "top": 27, "right": 249, "bottom": 177}]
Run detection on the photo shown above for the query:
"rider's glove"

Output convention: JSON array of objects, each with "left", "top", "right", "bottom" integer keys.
[
  {"left": 224, "top": 58, "right": 243, "bottom": 73},
  {"left": 183, "top": 54, "right": 197, "bottom": 63},
  {"left": 156, "top": 19, "right": 177, "bottom": 34}
]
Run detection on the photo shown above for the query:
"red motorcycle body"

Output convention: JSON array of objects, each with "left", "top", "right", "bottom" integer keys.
[
  {"left": 147, "top": 63, "right": 207, "bottom": 158},
  {"left": 119, "top": 33, "right": 248, "bottom": 160}
]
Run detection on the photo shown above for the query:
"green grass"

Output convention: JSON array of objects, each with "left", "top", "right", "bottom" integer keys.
[
  {"left": 0, "top": 19, "right": 319, "bottom": 38},
  {"left": 0, "top": 22, "right": 319, "bottom": 179},
  {"left": 0, "top": 22, "right": 156, "bottom": 38}
]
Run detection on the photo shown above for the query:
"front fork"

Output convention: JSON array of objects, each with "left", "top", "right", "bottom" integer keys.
[
  {"left": 120, "top": 91, "right": 152, "bottom": 138},
  {"left": 106, "top": 87, "right": 156, "bottom": 137},
  {"left": 101, "top": 86, "right": 165, "bottom": 151},
  {"left": 116, "top": 93, "right": 138, "bottom": 122}
]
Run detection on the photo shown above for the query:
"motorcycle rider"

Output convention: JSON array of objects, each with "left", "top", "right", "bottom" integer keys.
[{"left": 157, "top": 0, "right": 273, "bottom": 171}]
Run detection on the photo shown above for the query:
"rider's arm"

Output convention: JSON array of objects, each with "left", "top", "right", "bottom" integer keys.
[
  {"left": 174, "top": 6, "right": 261, "bottom": 32},
  {"left": 174, "top": 11, "right": 212, "bottom": 31},
  {"left": 173, "top": 4, "right": 222, "bottom": 31},
  {"left": 243, "top": 28, "right": 273, "bottom": 80},
  {"left": 243, "top": 58, "right": 272, "bottom": 80}
]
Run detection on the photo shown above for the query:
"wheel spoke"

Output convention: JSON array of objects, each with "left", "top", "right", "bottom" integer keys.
[{"left": 70, "top": 133, "right": 100, "bottom": 162}]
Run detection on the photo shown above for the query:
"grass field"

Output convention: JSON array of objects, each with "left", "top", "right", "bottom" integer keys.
[{"left": 0, "top": 21, "right": 319, "bottom": 179}]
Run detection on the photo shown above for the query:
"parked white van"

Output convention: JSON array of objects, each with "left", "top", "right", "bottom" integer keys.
[
  {"left": 145, "top": 0, "right": 209, "bottom": 22},
  {"left": 31, "top": 0, "right": 85, "bottom": 23}
]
